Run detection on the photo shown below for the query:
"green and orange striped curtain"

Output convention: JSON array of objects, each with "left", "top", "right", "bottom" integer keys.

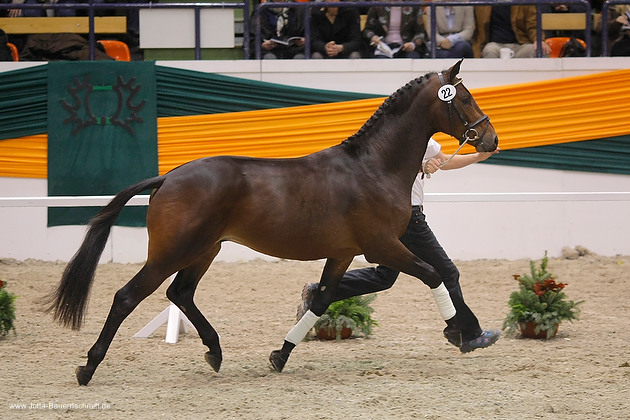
[{"left": 1, "top": 65, "right": 630, "bottom": 181}]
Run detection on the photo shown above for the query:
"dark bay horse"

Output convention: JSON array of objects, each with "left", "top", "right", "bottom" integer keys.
[{"left": 47, "top": 60, "right": 497, "bottom": 385}]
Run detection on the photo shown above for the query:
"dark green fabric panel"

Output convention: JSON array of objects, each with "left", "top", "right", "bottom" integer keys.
[
  {"left": 483, "top": 136, "right": 630, "bottom": 175},
  {"left": 155, "top": 65, "right": 381, "bottom": 117},
  {"left": 0, "top": 65, "right": 48, "bottom": 140},
  {"left": 47, "top": 62, "right": 158, "bottom": 226}
]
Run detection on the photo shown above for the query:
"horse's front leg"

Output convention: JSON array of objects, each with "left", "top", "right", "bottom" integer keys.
[{"left": 269, "top": 257, "right": 353, "bottom": 373}]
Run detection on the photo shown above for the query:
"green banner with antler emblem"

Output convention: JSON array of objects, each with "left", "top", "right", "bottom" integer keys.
[{"left": 47, "top": 61, "right": 158, "bottom": 227}]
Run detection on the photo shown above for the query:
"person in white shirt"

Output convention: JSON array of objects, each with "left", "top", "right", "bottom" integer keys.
[
  {"left": 297, "top": 138, "right": 501, "bottom": 353},
  {"left": 424, "top": 3, "right": 475, "bottom": 58}
]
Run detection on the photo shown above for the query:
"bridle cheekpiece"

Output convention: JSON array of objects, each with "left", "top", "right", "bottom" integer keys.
[{"left": 437, "top": 72, "right": 490, "bottom": 147}]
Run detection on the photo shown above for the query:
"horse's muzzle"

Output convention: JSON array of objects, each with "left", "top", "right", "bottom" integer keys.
[{"left": 476, "top": 135, "right": 498, "bottom": 152}]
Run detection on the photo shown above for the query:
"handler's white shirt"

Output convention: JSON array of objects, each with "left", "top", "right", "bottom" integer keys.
[{"left": 411, "top": 138, "right": 441, "bottom": 207}]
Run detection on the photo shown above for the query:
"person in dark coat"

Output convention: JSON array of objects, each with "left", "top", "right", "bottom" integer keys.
[
  {"left": 310, "top": 0, "right": 362, "bottom": 59},
  {"left": 249, "top": 1, "right": 306, "bottom": 59}
]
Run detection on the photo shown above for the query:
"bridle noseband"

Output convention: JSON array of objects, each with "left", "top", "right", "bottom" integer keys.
[{"left": 438, "top": 72, "right": 490, "bottom": 147}]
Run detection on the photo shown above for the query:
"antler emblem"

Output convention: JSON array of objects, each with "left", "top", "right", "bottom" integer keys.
[{"left": 62, "top": 75, "right": 146, "bottom": 136}]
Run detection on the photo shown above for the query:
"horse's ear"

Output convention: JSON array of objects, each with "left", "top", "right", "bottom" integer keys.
[{"left": 448, "top": 59, "right": 464, "bottom": 83}]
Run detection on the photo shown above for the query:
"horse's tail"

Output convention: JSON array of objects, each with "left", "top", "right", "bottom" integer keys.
[{"left": 46, "top": 175, "right": 166, "bottom": 330}]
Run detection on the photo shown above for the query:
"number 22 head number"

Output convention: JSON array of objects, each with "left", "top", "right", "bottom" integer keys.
[{"left": 438, "top": 84, "right": 456, "bottom": 102}]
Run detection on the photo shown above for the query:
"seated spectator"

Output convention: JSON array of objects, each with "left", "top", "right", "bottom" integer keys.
[
  {"left": 540, "top": 3, "right": 588, "bottom": 40},
  {"left": 310, "top": 0, "right": 362, "bottom": 59},
  {"left": 250, "top": 1, "right": 305, "bottom": 59},
  {"left": 7, "top": 0, "right": 78, "bottom": 17},
  {"left": 593, "top": 5, "right": 630, "bottom": 56},
  {"left": 0, "top": 28, "right": 12, "bottom": 60},
  {"left": 363, "top": 0, "right": 427, "bottom": 58},
  {"left": 473, "top": 3, "right": 550, "bottom": 58},
  {"left": 424, "top": 2, "right": 475, "bottom": 58},
  {"left": 611, "top": 5, "right": 630, "bottom": 56}
]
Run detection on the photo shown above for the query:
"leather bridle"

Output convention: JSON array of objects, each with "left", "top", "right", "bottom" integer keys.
[
  {"left": 438, "top": 72, "right": 490, "bottom": 147},
  {"left": 422, "top": 72, "right": 492, "bottom": 177}
]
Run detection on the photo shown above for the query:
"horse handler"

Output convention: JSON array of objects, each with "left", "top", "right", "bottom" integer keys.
[{"left": 297, "top": 138, "right": 501, "bottom": 353}]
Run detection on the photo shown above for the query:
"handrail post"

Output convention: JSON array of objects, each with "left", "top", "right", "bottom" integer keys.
[
  {"left": 243, "top": 0, "right": 250, "bottom": 60},
  {"left": 194, "top": 7, "right": 201, "bottom": 60},
  {"left": 430, "top": 3, "right": 437, "bottom": 58},
  {"left": 601, "top": 0, "right": 609, "bottom": 56},
  {"left": 88, "top": 0, "right": 96, "bottom": 60},
  {"left": 585, "top": 0, "right": 592, "bottom": 57},
  {"left": 254, "top": 4, "right": 261, "bottom": 59},
  {"left": 304, "top": 4, "right": 311, "bottom": 59},
  {"left": 536, "top": 0, "right": 543, "bottom": 58}
]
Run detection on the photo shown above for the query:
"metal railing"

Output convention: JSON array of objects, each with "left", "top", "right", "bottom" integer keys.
[{"left": 2, "top": 0, "right": 615, "bottom": 60}]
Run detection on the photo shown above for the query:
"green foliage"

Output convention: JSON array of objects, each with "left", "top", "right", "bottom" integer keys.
[
  {"left": 0, "top": 280, "right": 17, "bottom": 337},
  {"left": 314, "top": 294, "right": 379, "bottom": 340},
  {"left": 503, "top": 252, "right": 583, "bottom": 339}
]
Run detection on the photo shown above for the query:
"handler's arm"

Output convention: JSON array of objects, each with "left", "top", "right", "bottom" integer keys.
[{"left": 436, "top": 149, "right": 499, "bottom": 171}]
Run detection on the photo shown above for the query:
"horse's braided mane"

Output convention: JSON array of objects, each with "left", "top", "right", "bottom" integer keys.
[{"left": 341, "top": 71, "right": 437, "bottom": 152}]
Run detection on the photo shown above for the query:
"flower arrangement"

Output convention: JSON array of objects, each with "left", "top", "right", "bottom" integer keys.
[
  {"left": 503, "top": 252, "right": 583, "bottom": 339},
  {"left": 0, "top": 279, "right": 17, "bottom": 337},
  {"left": 314, "top": 294, "right": 379, "bottom": 340}
]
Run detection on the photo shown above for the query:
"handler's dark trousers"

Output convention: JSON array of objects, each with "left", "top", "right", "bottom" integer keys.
[{"left": 331, "top": 205, "right": 483, "bottom": 342}]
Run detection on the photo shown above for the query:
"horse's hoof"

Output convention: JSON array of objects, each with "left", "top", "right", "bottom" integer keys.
[
  {"left": 443, "top": 326, "right": 462, "bottom": 348},
  {"left": 269, "top": 350, "right": 287, "bottom": 373},
  {"left": 75, "top": 366, "right": 93, "bottom": 386},
  {"left": 204, "top": 351, "right": 222, "bottom": 373}
]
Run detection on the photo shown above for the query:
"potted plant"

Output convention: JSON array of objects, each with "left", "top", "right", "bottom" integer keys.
[
  {"left": 503, "top": 251, "right": 583, "bottom": 339},
  {"left": 0, "top": 280, "right": 17, "bottom": 338},
  {"left": 313, "top": 294, "right": 379, "bottom": 340}
]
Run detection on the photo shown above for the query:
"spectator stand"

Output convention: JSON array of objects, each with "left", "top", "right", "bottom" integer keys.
[
  {"left": 2, "top": 1, "right": 619, "bottom": 59},
  {"left": 0, "top": 1, "right": 250, "bottom": 60},
  {"left": 254, "top": 0, "right": 592, "bottom": 59}
]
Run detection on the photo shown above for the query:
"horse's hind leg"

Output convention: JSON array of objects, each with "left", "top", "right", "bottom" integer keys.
[
  {"left": 269, "top": 257, "right": 353, "bottom": 373},
  {"left": 76, "top": 263, "right": 170, "bottom": 386},
  {"left": 365, "top": 239, "right": 461, "bottom": 346},
  {"left": 166, "top": 245, "right": 223, "bottom": 372}
]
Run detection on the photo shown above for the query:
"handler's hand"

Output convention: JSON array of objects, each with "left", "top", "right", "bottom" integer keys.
[
  {"left": 476, "top": 148, "right": 500, "bottom": 162},
  {"left": 423, "top": 157, "right": 445, "bottom": 174}
]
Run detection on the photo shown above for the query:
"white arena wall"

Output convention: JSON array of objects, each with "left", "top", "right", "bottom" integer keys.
[{"left": 1, "top": 58, "right": 629, "bottom": 263}]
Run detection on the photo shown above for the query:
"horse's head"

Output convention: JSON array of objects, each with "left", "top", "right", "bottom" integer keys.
[{"left": 434, "top": 60, "right": 498, "bottom": 153}]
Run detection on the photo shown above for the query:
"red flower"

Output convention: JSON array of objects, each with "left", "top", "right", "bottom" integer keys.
[
  {"left": 533, "top": 278, "right": 566, "bottom": 296},
  {"left": 0, "top": 280, "right": 4, "bottom": 289}
]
